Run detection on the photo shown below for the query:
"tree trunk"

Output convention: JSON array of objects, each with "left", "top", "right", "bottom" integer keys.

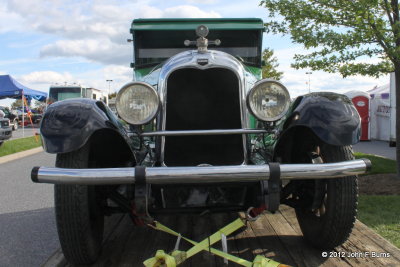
[{"left": 394, "top": 67, "right": 400, "bottom": 178}]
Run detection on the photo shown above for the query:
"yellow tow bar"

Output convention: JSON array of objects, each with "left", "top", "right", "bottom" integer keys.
[{"left": 143, "top": 218, "right": 290, "bottom": 267}]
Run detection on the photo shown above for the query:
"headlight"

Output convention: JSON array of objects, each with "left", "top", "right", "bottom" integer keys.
[
  {"left": 116, "top": 82, "right": 160, "bottom": 125},
  {"left": 247, "top": 80, "right": 290, "bottom": 122}
]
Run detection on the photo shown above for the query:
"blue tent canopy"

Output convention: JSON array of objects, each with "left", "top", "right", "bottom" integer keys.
[{"left": 0, "top": 75, "right": 47, "bottom": 102}]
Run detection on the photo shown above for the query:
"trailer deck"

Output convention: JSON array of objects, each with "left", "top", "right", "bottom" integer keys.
[{"left": 44, "top": 205, "right": 400, "bottom": 267}]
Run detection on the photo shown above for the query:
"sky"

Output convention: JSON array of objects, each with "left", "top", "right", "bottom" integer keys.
[{"left": 0, "top": 0, "right": 389, "bottom": 107}]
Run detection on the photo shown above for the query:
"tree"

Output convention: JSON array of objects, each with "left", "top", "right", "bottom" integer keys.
[
  {"left": 260, "top": 0, "right": 400, "bottom": 176},
  {"left": 108, "top": 92, "right": 117, "bottom": 99},
  {"left": 34, "top": 100, "right": 46, "bottom": 113},
  {"left": 262, "top": 48, "right": 283, "bottom": 80},
  {"left": 11, "top": 99, "right": 23, "bottom": 110}
]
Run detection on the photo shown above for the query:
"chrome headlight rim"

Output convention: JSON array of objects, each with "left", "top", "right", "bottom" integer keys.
[
  {"left": 116, "top": 81, "right": 160, "bottom": 125},
  {"left": 246, "top": 79, "right": 290, "bottom": 122}
]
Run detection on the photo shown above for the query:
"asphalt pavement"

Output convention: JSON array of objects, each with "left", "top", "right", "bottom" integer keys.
[
  {"left": 353, "top": 140, "right": 396, "bottom": 160},
  {"left": 9, "top": 125, "right": 40, "bottom": 140},
  {"left": 0, "top": 151, "right": 58, "bottom": 267}
]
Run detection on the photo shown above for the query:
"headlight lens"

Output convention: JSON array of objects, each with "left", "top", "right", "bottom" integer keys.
[
  {"left": 116, "top": 82, "right": 160, "bottom": 125},
  {"left": 247, "top": 80, "right": 290, "bottom": 122}
]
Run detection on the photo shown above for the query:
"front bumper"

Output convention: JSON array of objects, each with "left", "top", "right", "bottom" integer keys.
[
  {"left": 0, "top": 127, "right": 12, "bottom": 141},
  {"left": 31, "top": 159, "right": 371, "bottom": 185}
]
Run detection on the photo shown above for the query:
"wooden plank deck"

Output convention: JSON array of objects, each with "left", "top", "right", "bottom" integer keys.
[{"left": 44, "top": 205, "right": 400, "bottom": 267}]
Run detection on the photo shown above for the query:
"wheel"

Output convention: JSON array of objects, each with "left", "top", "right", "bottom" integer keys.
[
  {"left": 12, "top": 119, "right": 18, "bottom": 130},
  {"left": 294, "top": 143, "right": 357, "bottom": 249},
  {"left": 55, "top": 143, "right": 104, "bottom": 265}
]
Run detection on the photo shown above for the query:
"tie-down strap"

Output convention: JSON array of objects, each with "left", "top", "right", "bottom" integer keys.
[{"left": 143, "top": 218, "right": 289, "bottom": 267}]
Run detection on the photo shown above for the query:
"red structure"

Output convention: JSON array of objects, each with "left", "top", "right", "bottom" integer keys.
[{"left": 345, "top": 91, "right": 371, "bottom": 141}]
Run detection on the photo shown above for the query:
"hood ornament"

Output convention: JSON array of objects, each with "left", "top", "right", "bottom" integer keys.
[{"left": 184, "top": 25, "right": 221, "bottom": 53}]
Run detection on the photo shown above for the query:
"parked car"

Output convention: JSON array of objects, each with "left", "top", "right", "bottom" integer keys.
[
  {"left": 32, "top": 18, "right": 370, "bottom": 265},
  {"left": 12, "top": 108, "right": 42, "bottom": 125},
  {"left": 30, "top": 110, "right": 43, "bottom": 124},
  {"left": 0, "top": 106, "right": 19, "bottom": 130},
  {"left": 0, "top": 118, "right": 12, "bottom": 146}
]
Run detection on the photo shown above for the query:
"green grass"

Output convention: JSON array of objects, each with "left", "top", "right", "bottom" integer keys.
[
  {"left": 0, "top": 136, "right": 42, "bottom": 157},
  {"left": 354, "top": 152, "right": 397, "bottom": 174},
  {"left": 358, "top": 195, "right": 400, "bottom": 248},
  {"left": 355, "top": 152, "right": 398, "bottom": 247}
]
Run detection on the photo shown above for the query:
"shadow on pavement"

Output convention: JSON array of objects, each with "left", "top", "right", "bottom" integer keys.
[{"left": 0, "top": 208, "right": 59, "bottom": 267}]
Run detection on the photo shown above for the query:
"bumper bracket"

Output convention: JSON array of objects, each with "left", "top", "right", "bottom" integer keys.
[{"left": 266, "top": 162, "right": 280, "bottom": 212}]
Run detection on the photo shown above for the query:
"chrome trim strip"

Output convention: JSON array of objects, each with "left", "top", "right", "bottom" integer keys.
[
  {"left": 32, "top": 159, "right": 370, "bottom": 185},
  {"left": 139, "top": 129, "right": 267, "bottom": 136}
]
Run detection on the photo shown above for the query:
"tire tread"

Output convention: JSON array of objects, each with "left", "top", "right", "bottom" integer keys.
[
  {"left": 296, "top": 144, "right": 358, "bottom": 249},
  {"left": 55, "top": 144, "right": 102, "bottom": 265}
]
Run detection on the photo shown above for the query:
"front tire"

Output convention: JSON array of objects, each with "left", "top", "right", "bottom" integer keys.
[
  {"left": 55, "top": 144, "right": 104, "bottom": 265},
  {"left": 295, "top": 144, "right": 357, "bottom": 249}
]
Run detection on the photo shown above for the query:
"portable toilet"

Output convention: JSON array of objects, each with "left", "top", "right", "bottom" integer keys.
[{"left": 344, "top": 91, "right": 371, "bottom": 141}]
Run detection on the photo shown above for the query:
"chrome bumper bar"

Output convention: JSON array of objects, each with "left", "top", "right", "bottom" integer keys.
[
  {"left": 31, "top": 159, "right": 371, "bottom": 185},
  {"left": 134, "top": 129, "right": 267, "bottom": 137}
]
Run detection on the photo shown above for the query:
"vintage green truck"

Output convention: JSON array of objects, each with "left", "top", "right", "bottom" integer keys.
[{"left": 32, "top": 18, "right": 370, "bottom": 265}]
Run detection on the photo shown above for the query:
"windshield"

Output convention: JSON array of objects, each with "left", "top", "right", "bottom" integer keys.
[
  {"left": 134, "top": 30, "right": 261, "bottom": 68},
  {"left": 49, "top": 87, "right": 82, "bottom": 102}
]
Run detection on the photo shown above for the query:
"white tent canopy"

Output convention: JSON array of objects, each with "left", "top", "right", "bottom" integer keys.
[
  {"left": 368, "top": 84, "right": 391, "bottom": 141},
  {"left": 369, "top": 84, "right": 390, "bottom": 99}
]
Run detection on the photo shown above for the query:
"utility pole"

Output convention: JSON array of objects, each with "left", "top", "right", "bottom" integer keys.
[
  {"left": 106, "top": 79, "right": 113, "bottom": 96},
  {"left": 306, "top": 72, "right": 312, "bottom": 93}
]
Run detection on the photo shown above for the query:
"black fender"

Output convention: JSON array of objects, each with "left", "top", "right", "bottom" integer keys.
[
  {"left": 40, "top": 98, "right": 132, "bottom": 155},
  {"left": 276, "top": 92, "right": 360, "bottom": 151}
]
